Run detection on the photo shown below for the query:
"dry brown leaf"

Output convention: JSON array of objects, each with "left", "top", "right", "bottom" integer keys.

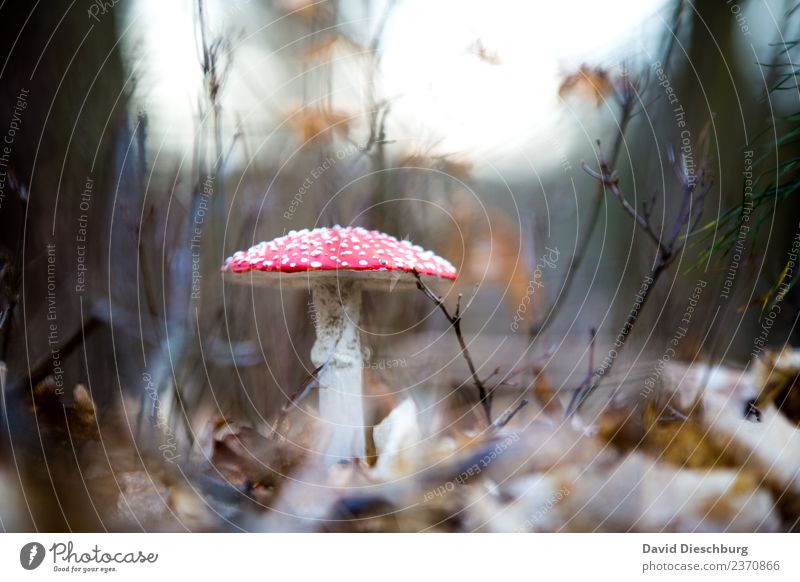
[
  {"left": 597, "top": 397, "right": 742, "bottom": 470},
  {"left": 29, "top": 379, "right": 99, "bottom": 441},
  {"left": 559, "top": 65, "right": 615, "bottom": 106},
  {"left": 278, "top": 0, "right": 329, "bottom": 23},
  {"left": 464, "top": 449, "right": 778, "bottom": 532},
  {"left": 442, "top": 204, "right": 542, "bottom": 326},
  {"left": 531, "top": 366, "right": 563, "bottom": 416},
  {"left": 751, "top": 348, "right": 800, "bottom": 424},
  {"left": 302, "top": 34, "right": 365, "bottom": 62},
  {"left": 467, "top": 39, "right": 502, "bottom": 65},
  {"left": 284, "top": 105, "right": 353, "bottom": 144},
  {"left": 655, "top": 359, "right": 800, "bottom": 529}
]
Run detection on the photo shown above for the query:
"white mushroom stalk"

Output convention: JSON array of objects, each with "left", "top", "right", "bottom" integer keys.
[
  {"left": 309, "top": 280, "right": 366, "bottom": 460},
  {"left": 223, "top": 226, "right": 457, "bottom": 464}
]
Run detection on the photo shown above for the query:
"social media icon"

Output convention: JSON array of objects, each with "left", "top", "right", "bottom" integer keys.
[{"left": 20, "top": 542, "right": 46, "bottom": 570}]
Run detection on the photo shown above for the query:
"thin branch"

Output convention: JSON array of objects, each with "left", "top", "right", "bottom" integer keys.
[
  {"left": 641, "top": 189, "right": 659, "bottom": 223},
  {"left": 481, "top": 366, "right": 501, "bottom": 386},
  {"left": 14, "top": 316, "right": 101, "bottom": 394},
  {"left": 412, "top": 270, "right": 492, "bottom": 425},
  {"left": 530, "top": 78, "right": 636, "bottom": 339},
  {"left": 367, "top": 0, "right": 398, "bottom": 55},
  {"left": 657, "top": 403, "right": 690, "bottom": 423},
  {"left": 580, "top": 161, "right": 669, "bottom": 255},
  {"left": 565, "top": 268, "right": 664, "bottom": 416},
  {"left": 564, "top": 327, "right": 600, "bottom": 415},
  {"left": 270, "top": 360, "right": 328, "bottom": 438},
  {"left": 491, "top": 398, "right": 529, "bottom": 430},
  {"left": 661, "top": 0, "right": 685, "bottom": 73},
  {"left": 270, "top": 325, "right": 345, "bottom": 437},
  {"left": 360, "top": 0, "right": 398, "bottom": 158},
  {"left": 566, "top": 154, "right": 713, "bottom": 416}
]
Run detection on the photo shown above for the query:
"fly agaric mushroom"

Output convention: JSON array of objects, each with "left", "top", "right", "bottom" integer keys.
[{"left": 223, "top": 226, "right": 457, "bottom": 463}]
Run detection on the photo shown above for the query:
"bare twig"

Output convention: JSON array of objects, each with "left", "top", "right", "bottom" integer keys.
[
  {"left": 587, "top": 327, "right": 597, "bottom": 376},
  {"left": 564, "top": 327, "right": 598, "bottom": 415},
  {"left": 368, "top": 0, "right": 398, "bottom": 56},
  {"left": 270, "top": 325, "right": 345, "bottom": 437},
  {"left": 660, "top": 0, "right": 685, "bottom": 73},
  {"left": 566, "top": 149, "right": 714, "bottom": 416},
  {"left": 482, "top": 366, "right": 501, "bottom": 386},
  {"left": 530, "top": 75, "right": 637, "bottom": 339},
  {"left": 657, "top": 403, "right": 690, "bottom": 423},
  {"left": 412, "top": 270, "right": 493, "bottom": 425},
  {"left": 359, "top": 0, "right": 398, "bottom": 158},
  {"left": 580, "top": 160, "right": 669, "bottom": 255},
  {"left": 530, "top": 52, "right": 687, "bottom": 343},
  {"left": 491, "top": 398, "right": 529, "bottom": 430},
  {"left": 641, "top": 189, "right": 658, "bottom": 223},
  {"left": 14, "top": 316, "right": 101, "bottom": 394},
  {"left": 360, "top": 100, "right": 392, "bottom": 155},
  {"left": 270, "top": 360, "right": 328, "bottom": 438}
]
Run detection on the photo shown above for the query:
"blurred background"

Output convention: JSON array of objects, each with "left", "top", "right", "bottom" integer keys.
[{"left": 1, "top": 0, "right": 799, "bottom": 531}]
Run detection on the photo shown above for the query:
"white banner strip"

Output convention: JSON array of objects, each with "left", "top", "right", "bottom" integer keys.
[{"left": 1, "top": 533, "right": 798, "bottom": 581}]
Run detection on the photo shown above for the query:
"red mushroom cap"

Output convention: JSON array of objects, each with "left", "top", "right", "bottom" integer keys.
[{"left": 223, "top": 226, "right": 457, "bottom": 282}]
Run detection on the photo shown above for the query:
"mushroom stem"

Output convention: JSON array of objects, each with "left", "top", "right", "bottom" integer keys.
[{"left": 310, "top": 281, "right": 366, "bottom": 462}]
